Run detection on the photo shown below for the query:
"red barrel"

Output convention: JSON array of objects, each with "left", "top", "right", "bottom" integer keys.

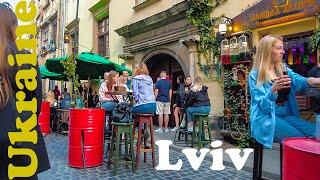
[
  {"left": 68, "top": 108, "right": 105, "bottom": 168},
  {"left": 38, "top": 101, "right": 51, "bottom": 135},
  {"left": 283, "top": 138, "right": 320, "bottom": 180}
]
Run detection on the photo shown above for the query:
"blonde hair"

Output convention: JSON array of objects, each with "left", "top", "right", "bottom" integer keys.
[
  {"left": 191, "top": 76, "right": 203, "bottom": 92},
  {"left": 252, "top": 35, "right": 284, "bottom": 86},
  {"left": 46, "top": 91, "right": 56, "bottom": 106},
  {"left": 0, "top": 3, "right": 17, "bottom": 109},
  {"left": 134, "top": 62, "right": 149, "bottom": 76}
]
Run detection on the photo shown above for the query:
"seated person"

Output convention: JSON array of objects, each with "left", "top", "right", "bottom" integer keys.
[
  {"left": 60, "top": 92, "right": 72, "bottom": 109},
  {"left": 185, "top": 76, "right": 211, "bottom": 132},
  {"left": 46, "top": 90, "right": 58, "bottom": 107},
  {"left": 99, "top": 71, "right": 119, "bottom": 112},
  {"left": 132, "top": 62, "right": 156, "bottom": 114},
  {"left": 308, "top": 64, "right": 320, "bottom": 113},
  {"left": 88, "top": 91, "right": 99, "bottom": 108}
]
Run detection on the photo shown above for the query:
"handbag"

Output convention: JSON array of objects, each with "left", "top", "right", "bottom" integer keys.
[{"left": 112, "top": 102, "right": 132, "bottom": 123}]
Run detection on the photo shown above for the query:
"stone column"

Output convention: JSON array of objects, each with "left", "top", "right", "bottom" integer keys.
[{"left": 181, "top": 35, "right": 200, "bottom": 80}]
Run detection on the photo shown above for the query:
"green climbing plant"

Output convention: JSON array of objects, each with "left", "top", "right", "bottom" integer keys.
[
  {"left": 310, "top": 22, "right": 320, "bottom": 53},
  {"left": 61, "top": 54, "right": 80, "bottom": 102},
  {"left": 186, "top": 0, "right": 227, "bottom": 75}
]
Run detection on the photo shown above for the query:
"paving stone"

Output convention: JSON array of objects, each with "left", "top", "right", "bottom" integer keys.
[{"left": 38, "top": 133, "right": 251, "bottom": 179}]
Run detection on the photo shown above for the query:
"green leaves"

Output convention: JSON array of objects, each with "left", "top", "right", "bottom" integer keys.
[
  {"left": 62, "top": 54, "right": 80, "bottom": 95},
  {"left": 187, "top": 0, "right": 227, "bottom": 76},
  {"left": 310, "top": 25, "right": 320, "bottom": 53}
]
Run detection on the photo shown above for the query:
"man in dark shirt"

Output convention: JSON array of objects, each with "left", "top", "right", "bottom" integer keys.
[
  {"left": 308, "top": 64, "right": 320, "bottom": 113},
  {"left": 155, "top": 71, "right": 172, "bottom": 133}
]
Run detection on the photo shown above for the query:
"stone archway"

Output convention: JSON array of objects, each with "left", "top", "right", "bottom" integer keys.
[{"left": 142, "top": 48, "right": 185, "bottom": 91}]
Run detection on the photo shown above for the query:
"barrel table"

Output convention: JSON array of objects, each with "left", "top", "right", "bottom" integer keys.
[
  {"left": 38, "top": 101, "right": 51, "bottom": 135},
  {"left": 68, "top": 108, "right": 105, "bottom": 168},
  {"left": 283, "top": 138, "right": 320, "bottom": 180}
]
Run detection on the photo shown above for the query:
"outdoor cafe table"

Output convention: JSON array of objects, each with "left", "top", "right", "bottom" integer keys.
[
  {"left": 282, "top": 137, "right": 320, "bottom": 180},
  {"left": 68, "top": 108, "right": 105, "bottom": 168},
  {"left": 105, "top": 91, "right": 133, "bottom": 103}
]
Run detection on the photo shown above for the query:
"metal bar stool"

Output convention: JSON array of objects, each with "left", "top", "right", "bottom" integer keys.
[
  {"left": 191, "top": 113, "right": 212, "bottom": 149},
  {"left": 253, "top": 140, "right": 283, "bottom": 180}
]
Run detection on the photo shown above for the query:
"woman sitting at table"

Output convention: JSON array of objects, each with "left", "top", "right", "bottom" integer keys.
[
  {"left": 132, "top": 62, "right": 156, "bottom": 114},
  {"left": 99, "top": 70, "right": 119, "bottom": 112},
  {"left": 46, "top": 90, "right": 58, "bottom": 107}
]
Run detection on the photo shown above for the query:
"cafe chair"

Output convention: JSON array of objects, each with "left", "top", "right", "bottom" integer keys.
[{"left": 56, "top": 109, "right": 70, "bottom": 135}]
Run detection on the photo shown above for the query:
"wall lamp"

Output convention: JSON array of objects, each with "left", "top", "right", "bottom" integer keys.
[{"left": 218, "top": 16, "right": 232, "bottom": 34}]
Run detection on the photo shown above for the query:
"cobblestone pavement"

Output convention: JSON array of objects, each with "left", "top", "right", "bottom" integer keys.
[{"left": 38, "top": 133, "right": 251, "bottom": 180}]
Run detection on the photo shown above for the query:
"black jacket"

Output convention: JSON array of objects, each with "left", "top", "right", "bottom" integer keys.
[
  {"left": 185, "top": 86, "right": 211, "bottom": 108},
  {"left": 0, "top": 44, "right": 50, "bottom": 179}
]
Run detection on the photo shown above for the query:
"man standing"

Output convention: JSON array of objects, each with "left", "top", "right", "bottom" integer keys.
[{"left": 155, "top": 71, "right": 172, "bottom": 133}]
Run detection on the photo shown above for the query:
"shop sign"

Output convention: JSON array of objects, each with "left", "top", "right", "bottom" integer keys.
[{"left": 232, "top": 0, "right": 320, "bottom": 32}]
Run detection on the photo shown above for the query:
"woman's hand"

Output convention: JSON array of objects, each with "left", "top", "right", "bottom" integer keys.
[
  {"left": 271, "top": 75, "right": 291, "bottom": 93},
  {"left": 307, "top": 77, "right": 320, "bottom": 87}
]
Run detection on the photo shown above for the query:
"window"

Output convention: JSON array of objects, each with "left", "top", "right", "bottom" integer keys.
[
  {"left": 42, "top": 26, "right": 49, "bottom": 45},
  {"left": 97, "top": 18, "right": 109, "bottom": 57},
  {"left": 51, "top": 21, "right": 57, "bottom": 45}
]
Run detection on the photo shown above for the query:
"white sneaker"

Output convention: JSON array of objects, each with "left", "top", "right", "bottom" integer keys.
[
  {"left": 171, "top": 127, "right": 178, "bottom": 132},
  {"left": 164, "top": 128, "right": 169, "bottom": 133},
  {"left": 180, "top": 119, "right": 186, "bottom": 128},
  {"left": 155, "top": 128, "right": 163, "bottom": 133},
  {"left": 187, "top": 127, "right": 193, "bottom": 132}
]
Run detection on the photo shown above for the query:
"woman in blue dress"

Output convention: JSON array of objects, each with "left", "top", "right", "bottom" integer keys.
[{"left": 249, "top": 35, "right": 320, "bottom": 148}]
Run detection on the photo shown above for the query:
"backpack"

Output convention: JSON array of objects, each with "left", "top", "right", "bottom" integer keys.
[{"left": 112, "top": 102, "right": 132, "bottom": 123}]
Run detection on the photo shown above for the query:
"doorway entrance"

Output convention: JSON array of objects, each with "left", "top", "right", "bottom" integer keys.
[{"left": 145, "top": 53, "right": 185, "bottom": 128}]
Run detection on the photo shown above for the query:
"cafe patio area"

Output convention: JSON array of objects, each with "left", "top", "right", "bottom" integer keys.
[
  {"left": 39, "top": 129, "right": 279, "bottom": 180},
  {"left": 38, "top": 132, "right": 255, "bottom": 180}
]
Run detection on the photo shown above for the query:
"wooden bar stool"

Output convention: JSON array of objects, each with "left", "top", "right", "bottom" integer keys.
[
  {"left": 132, "top": 113, "right": 155, "bottom": 170},
  {"left": 191, "top": 113, "right": 212, "bottom": 149},
  {"left": 108, "top": 122, "right": 135, "bottom": 175}
]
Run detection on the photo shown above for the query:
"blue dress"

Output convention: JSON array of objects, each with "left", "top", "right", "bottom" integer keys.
[{"left": 249, "top": 68, "right": 315, "bottom": 148}]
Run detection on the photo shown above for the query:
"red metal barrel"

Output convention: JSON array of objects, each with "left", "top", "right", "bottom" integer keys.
[
  {"left": 283, "top": 138, "right": 320, "bottom": 180},
  {"left": 38, "top": 101, "right": 51, "bottom": 135},
  {"left": 68, "top": 108, "right": 105, "bottom": 168}
]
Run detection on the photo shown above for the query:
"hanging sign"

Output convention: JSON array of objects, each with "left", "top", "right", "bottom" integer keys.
[{"left": 232, "top": 0, "right": 320, "bottom": 32}]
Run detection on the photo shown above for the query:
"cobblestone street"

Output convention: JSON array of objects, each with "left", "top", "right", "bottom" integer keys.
[{"left": 38, "top": 133, "right": 252, "bottom": 180}]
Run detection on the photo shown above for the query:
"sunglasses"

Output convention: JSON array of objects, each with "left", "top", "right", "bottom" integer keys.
[{"left": 1, "top": 2, "right": 13, "bottom": 9}]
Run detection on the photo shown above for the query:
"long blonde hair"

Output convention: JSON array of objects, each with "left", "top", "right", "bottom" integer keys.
[
  {"left": 191, "top": 76, "right": 203, "bottom": 92},
  {"left": 134, "top": 62, "right": 149, "bottom": 76},
  {"left": 0, "top": 3, "right": 18, "bottom": 109},
  {"left": 252, "top": 35, "right": 284, "bottom": 86}
]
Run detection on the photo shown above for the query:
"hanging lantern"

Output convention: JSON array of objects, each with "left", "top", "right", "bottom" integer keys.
[
  {"left": 230, "top": 36, "right": 240, "bottom": 63},
  {"left": 221, "top": 38, "right": 230, "bottom": 64},
  {"left": 239, "top": 34, "right": 249, "bottom": 61}
]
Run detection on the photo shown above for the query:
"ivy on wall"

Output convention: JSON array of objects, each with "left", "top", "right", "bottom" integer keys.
[
  {"left": 186, "top": 0, "right": 227, "bottom": 75},
  {"left": 310, "top": 14, "right": 320, "bottom": 53}
]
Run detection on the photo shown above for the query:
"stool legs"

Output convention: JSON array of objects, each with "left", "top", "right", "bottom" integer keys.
[
  {"left": 253, "top": 141, "right": 263, "bottom": 180},
  {"left": 150, "top": 122, "right": 155, "bottom": 168},
  {"left": 134, "top": 116, "right": 155, "bottom": 170}
]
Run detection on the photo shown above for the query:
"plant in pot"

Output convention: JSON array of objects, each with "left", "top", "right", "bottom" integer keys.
[{"left": 61, "top": 54, "right": 84, "bottom": 108}]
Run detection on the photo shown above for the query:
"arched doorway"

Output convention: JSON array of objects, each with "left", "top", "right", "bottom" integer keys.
[
  {"left": 145, "top": 53, "right": 184, "bottom": 91},
  {"left": 145, "top": 53, "right": 185, "bottom": 128}
]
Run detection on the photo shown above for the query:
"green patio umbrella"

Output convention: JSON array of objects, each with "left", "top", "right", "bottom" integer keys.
[
  {"left": 113, "top": 63, "right": 132, "bottom": 75},
  {"left": 45, "top": 52, "right": 132, "bottom": 80},
  {"left": 40, "top": 65, "right": 66, "bottom": 80},
  {"left": 76, "top": 52, "right": 116, "bottom": 79},
  {"left": 45, "top": 56, "right": 68, "bottom": 74}
]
